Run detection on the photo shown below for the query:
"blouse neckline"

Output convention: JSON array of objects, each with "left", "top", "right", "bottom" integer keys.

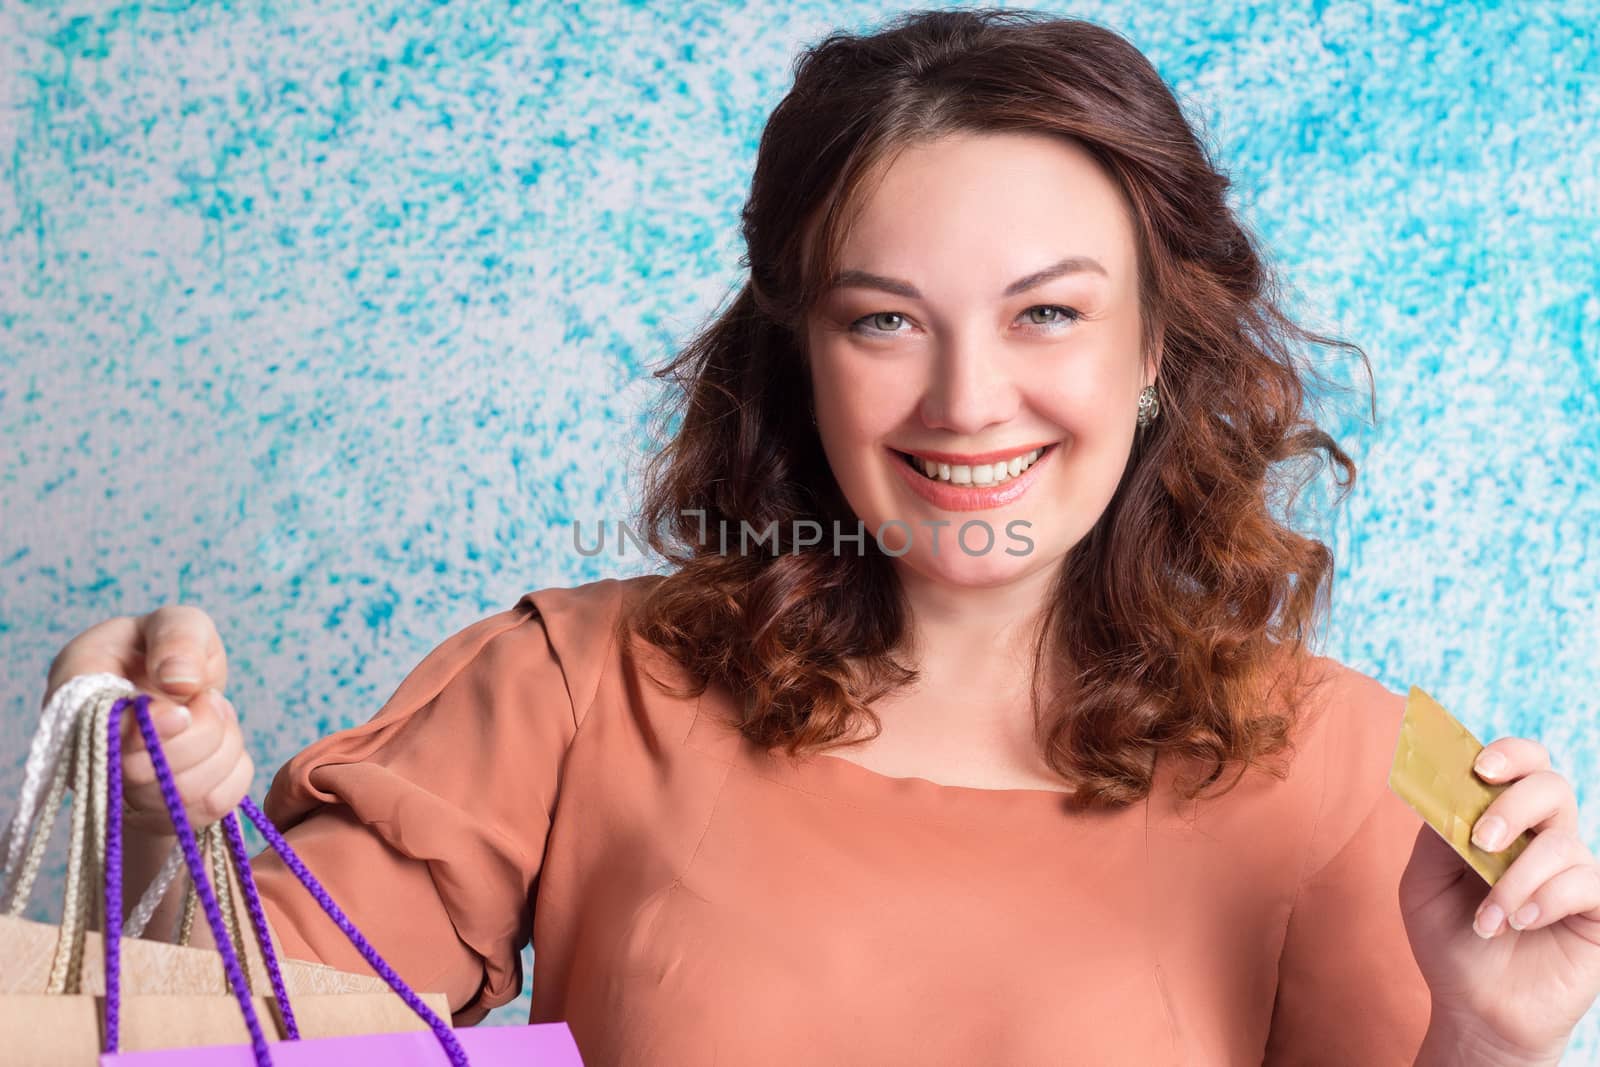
[
  {"left": 725, "top": 730, "right": 1104, "bottom": 825},
  {"left": 678, "top": 669, "right": 1134, "bottom": 824},
  {"left": 808, "top": 749, "right": 1080, "bottom": 800}
]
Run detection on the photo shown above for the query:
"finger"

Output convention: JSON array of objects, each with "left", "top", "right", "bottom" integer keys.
[
  {"left": 121, "top": 691, "right": 227, "bottom": 787},
  {"left": 196, "top": 751, "right": 255, "bottom": 826},
  {"left": 1472, "top": 736, "right": 1552, "bottom": 783},
  {"left": 1469, "top": 769, "right": 1581, "bottom": 854},
  {"left": 1502, "top": 860, "right": 1600, "bottom": 935},
  {"left": 45, "top": 616, "right": 144, "bottom": 704},
  {"left": 117, "top": 693, "right": 193, "bottom": 750},
  {"left": 176, "top": 746, "right": 253, "bottom": 830},
  {"left": 137, "top": 605, "right": 229, "bottom": 698},
  {"left": 169, "top": 718, "right": 246, "bottom": 812},
  {"left": 124, "top": 710, "right": 245, "bottom": 823},
  {"left": 1473, "top": 826, "right": 1588, "bottom": 938}
]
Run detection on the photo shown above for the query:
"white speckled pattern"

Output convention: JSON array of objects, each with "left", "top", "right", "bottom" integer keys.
[{"left": 2, "top": 1, "right": 1595, "bottom": 1050}]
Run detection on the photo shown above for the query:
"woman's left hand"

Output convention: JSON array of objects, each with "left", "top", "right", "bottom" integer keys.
[{"left": 1399, "top": 736, "right": 1600, "bottom": 1064}]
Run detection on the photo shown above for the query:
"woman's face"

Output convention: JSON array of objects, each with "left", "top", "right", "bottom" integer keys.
[{"left": 804, "top": 131, "right": 1157, "bottom": 589}]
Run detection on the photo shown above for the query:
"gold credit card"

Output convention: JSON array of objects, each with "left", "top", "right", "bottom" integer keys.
[{"left": 1388, "top": 685, "right": 1533, "bottom": 886}]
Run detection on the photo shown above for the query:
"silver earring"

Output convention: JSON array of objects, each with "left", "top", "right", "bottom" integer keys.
[{"left": 1136, "top": 384, "right": 1160, "bottom": 428}]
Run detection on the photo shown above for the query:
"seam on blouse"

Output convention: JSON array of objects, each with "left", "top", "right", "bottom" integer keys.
[
  {"left": 1294, "top": 768, "right": 1397, "bottom": 888},
  {"left": 683, "top": 688, "right": 704, "bottom": 747},
  {"left": 1144, "top": 758, "right": 1182, "bottom": 1064},
  {"left": 1262, "top": 765, "right": 1402, "bottom": 1064},
  {"left": 680, "top": 746, "right": 835, "bottom": 806},
  {"left": 515, "top": 590, "right": 621, "bottom": 905},
  {"left": 1279, "top": 704, "right": 1336, "bottom": 953},
  {"left": 572, "top": 592, "right": 623, "bottom": 733},
  {"left": 539, "top": 589, "right": 625, "bottom": 840},
  {"left": 669, "top": 744, "right": 733, "bottom": 896}
]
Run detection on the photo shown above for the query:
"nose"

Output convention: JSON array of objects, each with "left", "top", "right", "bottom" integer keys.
[{"left": 917, "top": 335, "right": 1021, "bottom": 435}]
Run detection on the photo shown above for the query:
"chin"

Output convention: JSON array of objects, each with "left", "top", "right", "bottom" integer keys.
[{"left": 889, "top": 539, "right": 1063, "bottom": 589}]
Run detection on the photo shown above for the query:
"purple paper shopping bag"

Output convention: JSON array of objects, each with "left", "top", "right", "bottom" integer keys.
[{"left": 100, "top": 693, "right": 585, "bottom": 1067}]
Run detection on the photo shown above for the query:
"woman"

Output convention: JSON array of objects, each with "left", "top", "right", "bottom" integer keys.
[{"left": 44, "top": 9, "right": 1599, "bottom": 1065}]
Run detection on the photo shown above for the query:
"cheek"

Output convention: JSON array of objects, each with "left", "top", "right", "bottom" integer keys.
[
  {"left": 810, "top": 350, "right": 917, "bottom": 440},
  {"left": 1024, "top": 370, "right": 1134, "bottom": 441}
]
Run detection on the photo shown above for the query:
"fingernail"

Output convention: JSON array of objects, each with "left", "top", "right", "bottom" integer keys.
[
  {"left": 1472, "top": 815, "right": 1506, "bottom": 851},
  {"left": 1475, "top": 902, "right": 1505, "bottom": 939},
  {"left": 1509, "top": 902, "right": 1539, "bottom": 930},
  {"left": 1475, "top": 751, "right": 1505, "bottom": 778},
  {"left": 158, "top": 658, "right": 200, "bottom": 687}
]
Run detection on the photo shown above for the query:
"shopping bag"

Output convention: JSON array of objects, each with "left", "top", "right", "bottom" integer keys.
[
  {"left": 0, "top": 910, "right": 458, "bottom": 1063},
  {"left": 0, "top": 913, "right": 405, "bottom": 998},
  {"left": 103, "top": 1024, "right": 585, "bottom": 1065},
  {"left": 0, "top": 676, "right": 455, "bottom": 1065},
  {"left": 98, "top": 690, "right": 584, "bottom": 1065}
]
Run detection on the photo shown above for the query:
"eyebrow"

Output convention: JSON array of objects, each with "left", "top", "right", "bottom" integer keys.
[{"left": 824, "top": 255, "right": 1109, "bottom": 300}]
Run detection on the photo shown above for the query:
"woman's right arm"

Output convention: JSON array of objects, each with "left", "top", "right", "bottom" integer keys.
[
  {"left": 44, "top": 606, "right": 254, "bottom": 953},
  {"left": 45, "top": 589, "right": 591, "bottom": 1023}
]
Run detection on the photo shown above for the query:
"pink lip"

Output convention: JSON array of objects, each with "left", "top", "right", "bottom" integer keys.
[
  {"left": 897, "top": 442, "right": 1055, "bottom": 466},
  {"left": 888, "top": 443, "right": 1058, "bottom": 512}
]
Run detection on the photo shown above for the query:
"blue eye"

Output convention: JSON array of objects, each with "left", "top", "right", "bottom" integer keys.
[
  {"left": 853, "top": 311, "right": 909, "bottom": 334},
  {"left": 847, "top": 305, "right": 1082, "bottom": 336},
  {"left": 1023, "top": 305, "right": 1082, "bottom": 327}
]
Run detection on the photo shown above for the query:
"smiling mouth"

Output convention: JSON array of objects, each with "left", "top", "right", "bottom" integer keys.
[{"left": 892, "top": 444, "right": 1057, "bottom": 487}]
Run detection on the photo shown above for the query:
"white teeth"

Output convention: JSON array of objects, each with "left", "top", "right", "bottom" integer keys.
[{"left": 906, "top": 447, "right": 1046, "bottom": 485}]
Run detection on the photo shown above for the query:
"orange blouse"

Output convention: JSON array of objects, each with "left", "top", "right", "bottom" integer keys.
[{"left": 251, "top": 575, "right": 1434, "bottom": 1065}]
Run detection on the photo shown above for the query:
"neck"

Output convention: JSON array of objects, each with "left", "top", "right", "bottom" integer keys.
[{"left": 890, "top": 559, "right": 1067, "bottom": 696}]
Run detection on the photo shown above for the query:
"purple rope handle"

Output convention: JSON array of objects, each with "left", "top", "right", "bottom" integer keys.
[
  {"left": 106, "top": 694, "right": 271, "bottom": 1064},
  {"left": 220, "top": 810, "right": 300, "bottom": 1039},
  {"left": 104, "top": 693, "right": 123, "bottom": 1051},
  {"left": 234, "top": 795, "right": 467, "bottom": 1065},
  {"left": 107, "top": 694, "right": 471, "bottom": 1066}
]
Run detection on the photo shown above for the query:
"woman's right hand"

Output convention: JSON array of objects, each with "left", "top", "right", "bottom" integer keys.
[{"left": 44, "top": 606, "right": 253, "bottom": 838}]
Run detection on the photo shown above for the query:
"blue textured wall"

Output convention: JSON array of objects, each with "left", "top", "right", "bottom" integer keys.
[{"left": 3, "top": 0, "right": 1596, "bottom": 1052}]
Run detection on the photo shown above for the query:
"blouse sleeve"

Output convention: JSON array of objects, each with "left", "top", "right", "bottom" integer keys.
[
  {"left": 248, "top": 593, "right": 585, "bottom": 1025},
  {"left": 1262, "top": 670, "right": 1434, "bottom": 1064}
]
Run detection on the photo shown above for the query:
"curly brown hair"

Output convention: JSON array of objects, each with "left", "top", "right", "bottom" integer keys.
[{"left": 619, "top": 8, "right": 1374, "bottom": 810}]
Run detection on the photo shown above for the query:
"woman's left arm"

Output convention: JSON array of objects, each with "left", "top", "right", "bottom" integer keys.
[{"left": 1400, "top": 736, "right": 1600, "bottom": 1065}]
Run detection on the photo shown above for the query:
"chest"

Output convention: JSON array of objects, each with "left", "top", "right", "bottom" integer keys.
[
  {"left": 528, "top": 686, "right": 1306, "bottom": 1066},
  {"left": 535, "top": 752, "right": 1292, "bottom": 1066},
  {"left": 827, "top": 689, "right": 1077, "bottom": 794}
]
